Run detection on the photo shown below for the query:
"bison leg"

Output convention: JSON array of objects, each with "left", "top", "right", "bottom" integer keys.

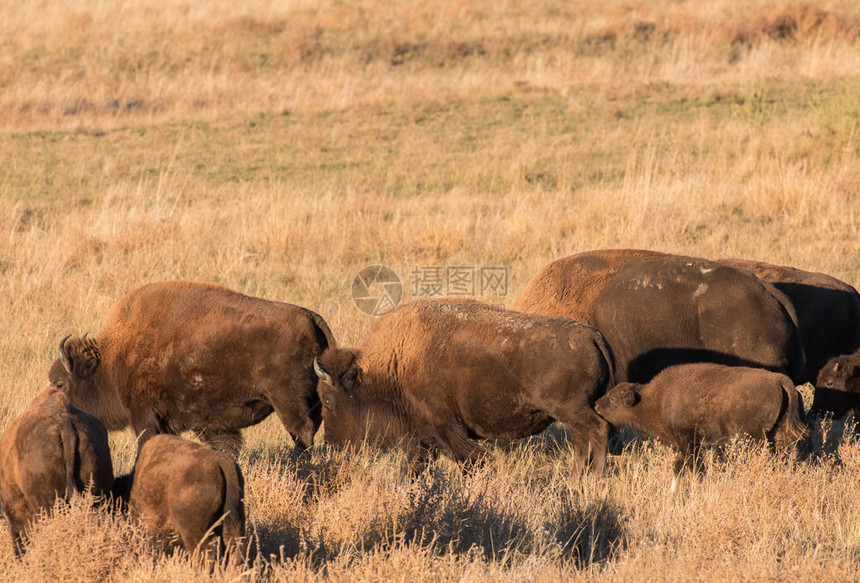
[
  {"left": 2, "top": 491, "right": 32, "bottom": 557},
  {"left": 6, "top": 516, "right": 28, "bottom": 558},
  {"left": 130, "top": 410, "right": 171, "bottom": 455},
  {"left": 433, "top": 420, "right": 486, "bottom": 468},
  {"left": 267, "top": 378, "right": 319, "bottom": 453},
  {"left": 555, "top": 408, "right": 610, "bottom": 476},
  {"left": 673, "top": 435, "right": 705, "bottom": 476},
  {"left": 197, "top": 429, "right": 244, "bottom": 458}
]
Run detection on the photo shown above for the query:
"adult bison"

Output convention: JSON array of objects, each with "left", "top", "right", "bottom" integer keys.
[
  {"left": 112, "top": 434, "right": 245, "bottom": 563},
  {"left": 0, "top": 387, "right": 113, "bottom": 556},
  {"left": 813, "top": 349, "right": 860, "bottom": 418},
  {"left": 594, "top": 363, "right": 808, "bottom": 488},
  {"left": 514, "top": 249, "right": 805, "bottom": 384},
  {"left": 718, "top": 258, "right": 860, "bottom": 383},
  {"left": 48, "top": 281, "right": 336, "bottom": 456},
  {"left": 312, "top": 299, "right": 615, "bottom": 474}
]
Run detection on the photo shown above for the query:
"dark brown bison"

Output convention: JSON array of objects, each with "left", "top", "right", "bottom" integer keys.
[
  {"left": 594, "top": 363, "right": 808, "bottom": 488},
  {"left": 0, "top": 387, "right": 113, "bottom": 556},
  {"left": 514, "top": 249, "right": 805, "bottom": 384},
  {"left": 112, "top": 434, "right": 245, "bottom": 562},
  {"left": 718, "top": 258, "right": 860, "bottom": 384},
  {"left": 814, "top": 349, "right": 860, "bottom": 418},
  {"left": 48, "top": 281, "right": 336, "bottom": 456},
  {"left": 312, "top": 299, "right": 615, "bottom": 474}
]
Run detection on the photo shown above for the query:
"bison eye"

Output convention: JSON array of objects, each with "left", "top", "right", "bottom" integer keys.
[
  {"left": 322, "top": 395, "right": 332, "bottom": 408},
  {"left": 826, "top": 380, "right": 834, "bottom": 388}
]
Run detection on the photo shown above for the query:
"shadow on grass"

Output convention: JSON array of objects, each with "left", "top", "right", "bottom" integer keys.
[
  {"left": 244, "top": 448, "right": 626, "bottom": 571},
  {"left": 399, "top": 468, "right": 625, "bottom": 568}
]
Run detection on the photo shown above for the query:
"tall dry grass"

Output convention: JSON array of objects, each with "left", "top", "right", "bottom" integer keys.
[{"left": 1, "top": 0, "right": 859, "bottom": 580}]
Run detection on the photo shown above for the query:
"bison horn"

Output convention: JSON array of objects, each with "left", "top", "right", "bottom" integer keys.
[
  {"left": 58, "top": 334, "right": 73, "bottom": 374},
  {"left": 834, "top": 362, "right": 841, "bottom": 373},
  {"left": 313, "top": 357, "right": 333, "bottom": 386}
]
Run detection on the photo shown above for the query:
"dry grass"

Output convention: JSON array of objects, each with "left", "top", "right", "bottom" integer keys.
[{"left": 1, "top": 0, "right": 860, "bottom": 579}]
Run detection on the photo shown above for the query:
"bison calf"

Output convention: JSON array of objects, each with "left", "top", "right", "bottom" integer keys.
[
  {"left": 113, "top": 434, "right": 245, "bottom": 563},
  {"left": 814, "top": 349, "right": 860, "bottom": 418},
  {"left": 594, "top": 363, "right": 808, "bottom": 486},
  {"left": 0, "top": 387, "right": 113, "bottom": 556},
  {"left": 313, "top": 299, "right": 614, "bottom": 475}
]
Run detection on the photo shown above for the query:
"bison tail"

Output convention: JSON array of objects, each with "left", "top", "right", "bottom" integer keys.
[
  {"left": 768, "top": 284, "right": 807, "bottom": 383},
  {"left": 595, "top": 335, "right": 617, "bottom": 395},
  {"left": 216, "top": 455, "right": 246, "bottom": 562},
  {"left": 60, "top": 422, "right": 79, "bottom": 501},
  {"left": 776, "top": 378, "right": 811, "bottom": 455},
  {"left": 309, "top": 310, "right": 337, "bottom": 350}
]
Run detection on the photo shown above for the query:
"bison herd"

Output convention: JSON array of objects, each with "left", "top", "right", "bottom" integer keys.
[{"left": 2, "top": 248, "right": 859, "bottom": 561}]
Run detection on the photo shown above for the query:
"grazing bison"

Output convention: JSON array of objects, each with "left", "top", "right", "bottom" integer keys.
[
  {"left": 594, "top": 363, "right": 809, "bottom": 486},
  {"left": 48, "top": 281, "right": 336, "bottom": 456},
  {"left": 514, "top": 249, "right": 805, "bottom": 384},
  {"left": 112, "top": 434, "right": 245, "bottom": 562},
  {"left": 0, "top": 387, "right": 113, "bottom": 556},
  {"left": 813, "top": 349, "right": 860, "bottom": 418},
  {"left": 312, "top": 299, "right": 615, "bottom": 474},
  {"left": 718, "top": 258, "right": 860, "bottom": 383}
]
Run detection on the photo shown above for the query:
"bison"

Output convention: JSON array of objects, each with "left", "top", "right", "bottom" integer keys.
[
  {"left": 112, "top": 434, "right": 245, "bottom": 562},
  {"left": 514, "top": 249, "right": 805, "bottom": 384},
  {"left": 48, "top": 281, "right": 336, "bottom": 456},
  {"left": 594, "top": 363, "right": 808, "bottom": 487},
  {"left": 813, "top": 349, "right": 860, "bottom": 419},
  {"left": 718, "top": 258, "right": 860, "bottom": 384},
  {"left": 0, "top": 387, "right": 113, "bottom": 556},
  {"left": 312, "top": 299, "right": 615, "bottom": 474}
]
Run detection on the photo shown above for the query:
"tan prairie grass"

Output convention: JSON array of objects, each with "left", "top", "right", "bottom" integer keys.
[{"left": 2, "top": 0, "right": 860, "bottom": 579}]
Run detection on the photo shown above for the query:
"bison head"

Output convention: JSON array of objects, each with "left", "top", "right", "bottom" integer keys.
[
  {"left": 594, "top": 382, "right": 640, "bottom": 424},
  {"left": 313, "top": 348, "right": 409, "bottom": 449},
  {"left": 313, "top": 348, "right": 365, "bottom": 448},
  {"left": 813, "top": 354, "right": 860, "bottom": 418},
  {"left": 48, "top": 334, "right": 101, "bottom": 406}
]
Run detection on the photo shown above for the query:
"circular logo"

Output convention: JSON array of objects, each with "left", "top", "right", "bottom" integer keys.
[{"left": 351, "top": 265, "right": 403, "bottom": 316}]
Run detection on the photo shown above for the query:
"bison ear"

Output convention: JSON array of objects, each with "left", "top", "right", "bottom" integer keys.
[
  {"left": 59, "top": 335, "right": 101, "bottom": 379},
  {"left": 340, "top": 366, "right": 360, "bottom": 393},
  {"left": 620, "top": 385, "right": 638, "bottom": 407}
]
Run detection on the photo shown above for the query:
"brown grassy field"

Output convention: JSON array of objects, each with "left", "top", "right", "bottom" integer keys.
[{"left": 1, "top": 0, "right": 860, "bottom": 580}]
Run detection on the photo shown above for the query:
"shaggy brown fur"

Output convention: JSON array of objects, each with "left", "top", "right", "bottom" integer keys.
[
  {"left": 314, "top": 299, "right": 615, "bottom": 475},
  {"left": 514, "top": 249, "right": 805, "bottom": 384},
  {"left": 719, "top": 258, "right": 860, "bottom": 383},
  {"left": 48, "top": 281, "right": 336, "bottom": 455},
  {"left": 0, "top": 387, "right": 113, "bottom": 556},
  {"left": 594, "top": 363, "right": 809, "bottom": 479},
  {"left": 113, "top": 434, "right": 245, "bottom": 562},
  {"left": 814, "top": 349, "right": 860, "bottom": 418}
]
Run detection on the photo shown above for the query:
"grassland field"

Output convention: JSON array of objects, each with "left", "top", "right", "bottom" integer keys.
[{"left": 1, "top": 0, "right": 860, "bottom": 580}]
